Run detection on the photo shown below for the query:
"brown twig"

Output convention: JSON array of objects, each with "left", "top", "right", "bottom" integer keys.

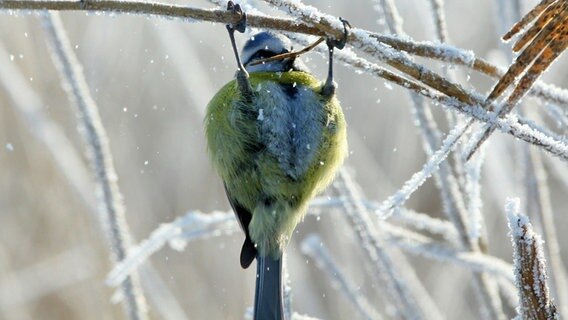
[
  {"left": 1, "top": 0, "right": 567, "bottom": 109},
  {"left": 508, "top": 204, "right": 558, "bottom": 320},
  {"left": 249, "top": 37, "right": 324, "bottom": 66},
  {"left": 463, "top": 1, "right": 568, "bottom": 160}
]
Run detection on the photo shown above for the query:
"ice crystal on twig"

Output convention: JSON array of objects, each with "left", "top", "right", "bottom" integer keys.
[
  {"left": 301, "top": 234, "right": 383, "bottom": 320},
  {"left": 506, "top": 198, "right": 558, "bottom": 320}
]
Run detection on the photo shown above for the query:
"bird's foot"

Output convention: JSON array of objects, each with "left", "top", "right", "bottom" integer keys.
[
  {"left": 226, "top": 1, "right": 247, "bottom": 34},
  {"left": 326, "top": 18, "right": 351, "bottom": 50}
]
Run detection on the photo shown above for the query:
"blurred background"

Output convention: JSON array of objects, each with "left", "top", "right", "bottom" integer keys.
[{"left": 0, "top": 0, "right": 567, "bottom": 319}]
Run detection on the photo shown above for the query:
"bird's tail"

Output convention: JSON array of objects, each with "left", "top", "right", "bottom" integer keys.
[{"left": 254, "top": 254, "right": 283, "bottom": 320}]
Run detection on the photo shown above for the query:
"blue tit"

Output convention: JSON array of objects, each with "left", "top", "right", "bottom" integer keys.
[{"left": 205, "top": 2, "right": 348, "bottom": 319}]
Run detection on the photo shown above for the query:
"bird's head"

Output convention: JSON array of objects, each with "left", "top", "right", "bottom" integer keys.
[{"left": 241, "top": 31, "right": 308, "bottom": 73}]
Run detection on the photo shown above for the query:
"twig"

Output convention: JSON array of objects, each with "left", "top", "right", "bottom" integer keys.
[
  {"left": 427, "top": 0, "right": 449, "bottom": 43},
  {"left": 506, "top": 198, "right": 558, "bottom": 320},
  {"left": 289, "top": 33, "right": 568, "bottom": 161},
  {"left": 370, "top": 7, "right": 504, "bottom": 315},
  {"left": 524, "top": 145, "right": 568, "bottom": 317},
  {"left": 375, "top": 0, "right": 403, "bottom": 34},
  {"left": 424, "top": 3, "right": 503, "bottom": 316},
  {"left": 377, "top": 122, "right": 471, "bottom": 218},
  {"left": 0, "top": 27, "right": 186, "bottom": 320},
  {"left": 335, "top": 169, "right": 442, "bottom": 320},
  {"left": 2, "top": 0, "right": 567, "bottom": 111},
  {"left": 386, "top": 224, "right": 514, "bottom": 282},
  {"left": 0, "top": 42, "right": 96, "bottom": 216},
  {"left": 250, "top": 37, "right": 324, "bottom": 65},
  {"left": 40, "top": 12, "right": 148, "bottom": 320},
  {"left": 301, "top": 234, "right": 383, "bottom": 320},
  {"left": 106, "top": 207, "right": 517, "bottom": 291},
  {"left": 106, "top": 211, "right": 236, "bottom": 286},
  {"left": 0, "top": 246, "right": 96, "bottom": 308},
  {"left": 264, "top": 0, "right": 480, "bottom": 106},
  {"left": 367, "top": 34, "right": 568, "bottom": 111},
  {"left": 138, "top": 265, "right": 190, "bottom": 320},
  {"left": 245, "top": 309, "right": 323, "bottom": 320}
]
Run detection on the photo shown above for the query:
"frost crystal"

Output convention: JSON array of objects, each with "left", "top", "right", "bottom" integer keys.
[
  {"left": 257, "top": 108, "right": 264, "bottom": 121},
  {"left": 506, "top": 198, "right": 558, "bottom": 320}
]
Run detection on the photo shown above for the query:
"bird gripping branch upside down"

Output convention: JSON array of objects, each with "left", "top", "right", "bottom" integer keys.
[{"left": 205, "top": 2, "right": 349, "bottom": 319}]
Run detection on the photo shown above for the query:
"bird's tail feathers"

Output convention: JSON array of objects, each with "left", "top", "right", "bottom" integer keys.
[{"left": 254, "top": 254, "right": 283, "bottom": 320}]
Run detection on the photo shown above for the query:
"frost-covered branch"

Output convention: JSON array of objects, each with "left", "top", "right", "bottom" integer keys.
[
  {"left": 426, "top": 0, "right": 448, "bottom": 43},
  {"left": 374, "top": 0, "right": 403, "bottom": 34},
  {"left": 0, "top": 0, "right": 327, "bottom": 36},
  {"left": 264, "top": 0, "right": 480, "bottom": 107},
  {"left": 0, "top": 246, "right": 95, "bottom": 308},
  {"left": 106, "top": 207, "right": 516, "bottom": 288},
  {"left": 290, "top": 33, "right": 568, "bottom": 161},
  {"left": 523, "top": 148, "right": 568, "bottom": 317},
  {"left": 41, "top": 12, "right": 147, "bottom": 319},
  {"left": 0, "top": 42, "right": 96, "bottom": 216},
  {"left": 1, "top": 19, "right": 183, "bottom": 320},
  {"left": 369, "top": 9, "right": 505, "bottom": 315},
  {"left": 377, "top": 122, "right": 470, "bottom": 218},
  {"left": 506, "top": 198, "right": 558, "bottom": 320},
  {"left": 3, "top": 0, "right": 567, "bottom": 113},
  {"left": 386, "top": 224, "right": 514, "bottom": 281},
  {"left": 4, "top": 0, "right": 568, "bottom": 159},
  {"left": 369, "top": 34, "right": 568, "bottom": 110},
  {"left": 106, "top": 211, "right": 237, "bottom": 286},
  {"left": 301, "top": 234, "right": 383, "bottom": 320},
  {"left": 334, "top": 169, "right": 443, "bottom": 320},
  {"left": 244, "top": 309, "right": 322, "bottom": 320}
]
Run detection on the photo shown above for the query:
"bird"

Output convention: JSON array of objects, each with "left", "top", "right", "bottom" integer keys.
[{"left": 204, "top": 2, "right": 348, "bottom": 319}]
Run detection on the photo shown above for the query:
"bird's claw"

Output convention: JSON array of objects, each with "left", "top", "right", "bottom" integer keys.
[
  {"left": 326, "top": 17, "right": 351, "bottom": 50},
  {"left": 227, "top": 1, "right": 247, "bottom": 34}
]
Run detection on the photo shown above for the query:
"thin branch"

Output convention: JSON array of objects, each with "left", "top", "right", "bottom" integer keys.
[
  {"left": 106, "top": 211, "right": 236, "bottom": 286},
  {"left": 40, "top": 12, "right": 148, "bottom": 320},
  {"left": 138, "top": 265, "right": 190, "bottom": 320},
  {"left": 106, "top": 208, "right": 515, "bottom": 290},
  {"left": 368, "top": 34, "right": 568, "bottom": 110},
  {"left": 264, "top": 0, "right": 479, "bottom": 106},
  {"left": 0, "top": 25, "right": 186, "bottom": 320},
  {"left": 524, "top": 145, "right": 568, "bottom": 317},
  {"left": 335, "top": 169, "right": 444, "bottom": 320},
  {"left": 375, "top": 0, "right": 403, "bottom": 35},
  {"left": 0, "top": 246, "right": 96, "bottom": 308},
  {"left": 301, "top": 234, "right": 383, "bottom": 320},
  {"left": 2, "top": 0, "right": 567, "bottom": 111},
  {"left": 0, "top": 0, "right": 323, "bottom": 35},
  {"left": 386, "top": 224, "right": 514, "bottom": 282},
  {"left": 506, "top": 198, "right": 558, "bottom": 320},
  {"left": 250, "top": 37, "right": 324, "bottom": 66},
  {"left": 289, "top": 33, "right": 568, "bottom": 161},
  {"left": 377, "top": 122, "right": 471, "bottom": 218},
  {"left": 3, "top": 0, "right": 568, "bottom": 152},
  {"left": 367, "top": 6, "right": 504, "bottom": 314},
  {"left": 309, "top": 197, "right": 460, "bottom": 242},
  {"left": 427, "top": 0, "right": 449, "bottom": 43}
]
